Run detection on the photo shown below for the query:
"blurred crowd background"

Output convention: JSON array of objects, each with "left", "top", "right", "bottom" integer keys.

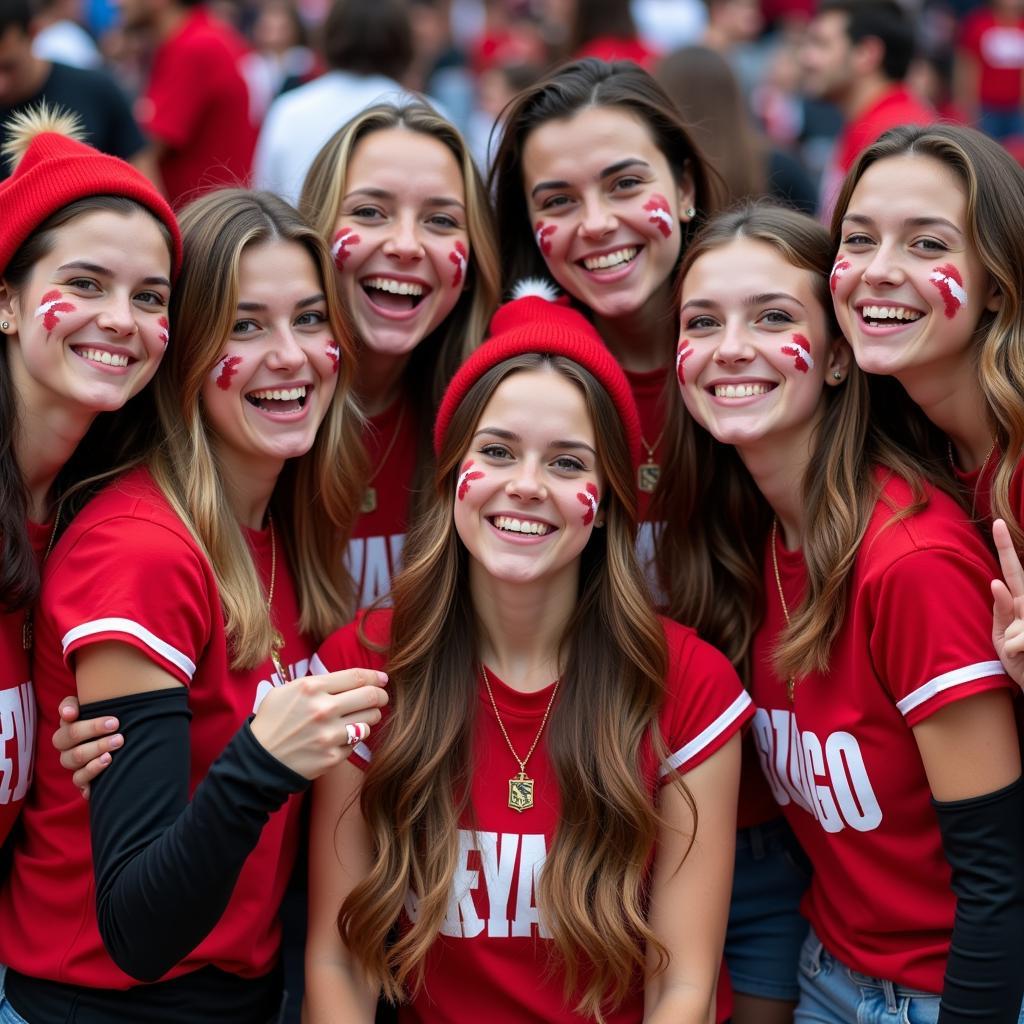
[{"left": 1, "top": 0, "right": 1022, "bottom": 218}]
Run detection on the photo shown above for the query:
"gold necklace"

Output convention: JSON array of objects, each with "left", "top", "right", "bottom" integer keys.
[
  {"left": 769, "top": 517, "right": 797, "bottom": 701},
  {"left": 481, "top": 665, "right": 559, "bottom": 813},
  {"left": 637, "top": 427, "right": 666, "bottom": 494},
  {"left": 946, "top": 438, "right": 997, "bottom": 519},
  {"left": 362, "top": 402, "right": 406, "bottom": 515},
  {"left": 266, "top": 515, "right": 291, "bottom": 684},
  {"left": 23, "top": 496, "right": 65, "bottom": 651}
]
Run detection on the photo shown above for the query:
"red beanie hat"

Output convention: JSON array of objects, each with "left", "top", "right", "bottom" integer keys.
[
  {"left": 0, "top": 106, "right": 182, "bottom": 278},
  {"left": 434, "top": 280, "right": 643, "bottom": 472}
]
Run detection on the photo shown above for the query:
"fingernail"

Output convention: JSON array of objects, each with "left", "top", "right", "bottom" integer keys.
[
  {"left": 346, "top": 723, "right": 368, "bottom": 745},
  {"left": 104, "top": 718, "right": 118, "bottom": 730},
  {"left": 100, "top": 753, "right": 111, "bottom": 764},
  {"left": 109, "top": 735, "right": 123, "bottom": 749},
  {"left": 376, "top": 672, "right": 389, "bottom": 685}
]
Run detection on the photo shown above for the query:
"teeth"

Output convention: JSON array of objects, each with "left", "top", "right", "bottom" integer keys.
[
  {"left": 493, "top": 516, "right": 553, "bottom": 536},
  {"left": 583, "top": 247, "right": 638, "bottom": 271},
  {"left": 364, "top": 277, "right": 424, "bottom": 296},
  {"left": 78, "top": 348, "right": 129, "bottom": 367},
  {"left": 248, "top": 386, "right": 307, "bottom": 401},
  {"left": 714, "top": 383, "right": 772, "bottom": 398},
  {"left": 861, "top": 305, "right": 922, "bottom": 322}
]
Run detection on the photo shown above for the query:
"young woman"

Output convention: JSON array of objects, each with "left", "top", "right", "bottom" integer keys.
[
  {"left": 304, "top": 288, "right": 753, "bottom": 1023},
  {"left": 0, "top": 106, "right": 182, "bottom": 854},
  {"left": 299, "top": 102, "right": 500, "bottom": 608},
  {"left": 0, "top": 189, "right": 386, "bottom": 1022},
  {"left": 829, "top": 124, "right": 1024, "bottom": 546},
  {"left": 489, "top": 59, "right": 801, "bottom": 1024},
  {"left": 674, "top": 201, "right": 1024, "bottom": 1023}
]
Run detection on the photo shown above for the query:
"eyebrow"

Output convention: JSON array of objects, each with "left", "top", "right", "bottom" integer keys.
[
  {"left": 841, "top": 213, "right": 963, "bottom": 234},
  {"left": 343, "top": 186, "right": 465, "bottom": 210},
  {"left": 530, "top": 158, "right": 651, "bottom": 199},
  {"left": 681, "top": 292, "right": 804, "bottom": 312},
  {"left": 236, "top": 293, "right": 326, "bottom": 312},
  {"left": 58, "top": 260, "right": 171, "bottom": 288},
  {"left": 474, "top": 426, "right": 597, "bottom": 457}
]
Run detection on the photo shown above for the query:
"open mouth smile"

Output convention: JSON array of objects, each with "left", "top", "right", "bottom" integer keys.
[{"left": 245, "top": 385, "right": 310, "bottom": 414}]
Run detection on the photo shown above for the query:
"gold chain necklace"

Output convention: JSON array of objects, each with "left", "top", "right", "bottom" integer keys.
[
  {"left": 362, "top": 403, "right": 406, "bottom": 515},
  {"left": 637, "top": 427, "right": 666, "bottom": 494},
  {"left": 266, "top": 514, "right": 291, "bottom": 684},
  {"left": 481, "top": 664, "right": 559, "bottom": 813},
  {"left": 769, "top": 517, "right": 797, "bottom": 701},
  {"left": 23, "top": 496, "right": 65, "bottom": 651},
  {"left": 946, "top": 438, "right": 997, "bottom": 519}
]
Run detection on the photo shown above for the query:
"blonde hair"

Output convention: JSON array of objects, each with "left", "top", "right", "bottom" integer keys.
[{"left": 150, "top": 189, "right": 364, "bottom": 667}]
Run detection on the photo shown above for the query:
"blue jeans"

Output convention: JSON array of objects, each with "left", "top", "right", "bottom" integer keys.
[
  {"left": 725, "top": 818, "right": 811, "bottom": 1001},
  {"left": 794, "top": 929, "right": 1024, "bottom": 1024},
  {"left": 0, "top": 967, "right": 28, "bottom": 1024}
]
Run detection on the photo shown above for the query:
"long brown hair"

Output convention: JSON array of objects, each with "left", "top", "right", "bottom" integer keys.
[
  {"left": 659, "top": 203, "right": 937, "bottom": 681},
  {"left": 299, "top": 102, "right": 500, "bottom": 512},
  {"left": 149, "top": 189, "right": 364, "bottom": 666},
  {"left": 831, "top": 123, "right": 1024, "bottom": 553},
  {"left": 339, "top": 355, "right": 692, "bottom": 1021}
]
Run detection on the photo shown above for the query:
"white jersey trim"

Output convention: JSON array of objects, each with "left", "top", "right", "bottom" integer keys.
[
  {"left": 659, "top": 690, "right": 752, "bottom": 778},
  {"left": 308, "top": 653, "right": 328, "bottom": 676},
  {"left": 896, "top": 660, "right": 1007, "bottom": 717},
  {"left": 62, "top": 617, "right": 197, "bottom": 680},
  {"left": 353, "top": 741, "right": 372, "bottom": 763}
]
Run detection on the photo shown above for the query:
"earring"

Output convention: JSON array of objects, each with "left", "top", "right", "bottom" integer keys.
[
  {"left": 833, "top": 370, "right": 843, "bottom": 381},
  {"left": 684, "top": 207, "right": 696, "bottom": 219}
]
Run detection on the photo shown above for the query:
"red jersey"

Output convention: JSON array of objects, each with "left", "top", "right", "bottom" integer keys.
[
  {"left": 749, "top": 474, "right": 1012, "bottom": 992},
  {"left": 137, "top": 7, "right": 256, "bottom": 206},
  {"left": 0, "top": 520, "right": 49, "bottom": 848},
  {"left": 348, "top": 395, "right": 418, "bottom": 608},
  {"left": 314, "top": 609, "right": 753, "bottom": 1024},
  {"left": 959, "top": 10, "right": 1024, "bottom": 109},
  {"left": 0, "top": 467, "right": 310, "bottom": 986},
  {"left": 819, "top": 86, "right": 935, "bottom": 220},
  {"left": 951, "top": 448, "right": 1023, "bottom": 531}
]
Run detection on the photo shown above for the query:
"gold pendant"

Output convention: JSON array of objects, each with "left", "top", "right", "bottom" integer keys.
[
  {"left": 22, "top": 613, "right": 33, "bottom": 651},
  {"left": 271, "top": 629, "right": 291, "bottom": 684},
  {"left": 637, "top": 461, "right": 660, "bottom": 493},
  {"left": 508, "top": 771, "right": 534, "bottom": 812},
  {"left": 361, "top": 486, "right": 377, "bottom": 514}
]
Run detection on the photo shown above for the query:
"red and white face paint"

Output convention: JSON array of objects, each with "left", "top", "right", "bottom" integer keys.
[
  {"left": 676, "top": 338, "right": 693, "bottom": 386},
  {"left": 643, "top": 195, "right": 674, "bottom": 238},
  {"left": 214, "top": 354, "right": 243, "bottom": 390},
  {"left": 449, "top": 241, "right": 468, "bottom": 288},
  {"left": 535, "top": 221, "right": 556, "bottom": 255},
  {"left": 457, "top": 459, "right": 484, "bottom": 500},
  {"left": 35, "top": 290, "right": 76, "bottom": 333},
  {"left": 830, "top": 258, "right": 850, "bottom": 294},
  {"left": 331, "top": 228, "right": 361, "bottom": 271},
  {"left": 929, "top": 264, "right": 967, "bottom": 319},
  {"left": 576, "top": 482, "right": 599, "bottom": 525},
  {"left": 780, "top": 334, "right": 814, "bottom": 373},
  {"left": 325, "top": 342, "right": 340, "bottom": 373},
  {"left": 158, "top": 316, "right": 170, "bottom": 346}
]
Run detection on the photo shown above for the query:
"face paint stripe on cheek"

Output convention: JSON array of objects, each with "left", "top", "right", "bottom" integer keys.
[
  {"left": 457, "top": 458, "right": 484, "bottom": 500},
  {"left": 643, "top": 194, "right": 674, "bottom": 238},
  {"left": 331, "top": 229, "right": 361, "bottom": 271},
  {"left": 326, "top": 342, "right": 340, "bottom": 373},
  {"left": 534, "top": 221, "right": 556, "bottom": 255},
  {"left": 449, "top": 242, "right": 468, "bottom": 288},
  {"left": 575, "top": 482, "right": 599, "bottom": 526},
  {"left": 35, "top": 290, "right": 76, "bottom": 333},
  {"left": 215, "top": 355, "right": 243, "bottom": 390},
  {"left": 929, "top": 263, "right": 967, "bottom": 319},
  {"left": 830, "top": 258, "right": 851, "bottom": 294},
  {"left": 780, "top": 333, "right": 814, "bottom": 374},
  {"left": 676, "top": 339, "right": 693, "bottom": 386},
  {"left": 158, "top": 316, "right": 169, "bottom": 346}
]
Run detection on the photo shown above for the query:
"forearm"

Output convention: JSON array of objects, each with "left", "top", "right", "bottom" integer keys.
[
  {"left": 303, "top": 959, "right": 379, "bottom": 1023},
  {"left": 86, "top": 688, "right": 308, "bottom": 981},
  {"left": 643, "top": 983, "right": 715, "bottom": 1024}
]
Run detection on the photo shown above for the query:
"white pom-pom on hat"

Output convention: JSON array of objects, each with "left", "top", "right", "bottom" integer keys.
[
  {"left": 509, "top": 277, "right": 560, "bottom": 303},
  {"left": 2, "top": 103, "right": 84, "bottom": 173}
]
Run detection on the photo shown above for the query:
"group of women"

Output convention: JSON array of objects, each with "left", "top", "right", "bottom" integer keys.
[{"left": 0, "top": 53, "right": 1022, "bottom": 1024}]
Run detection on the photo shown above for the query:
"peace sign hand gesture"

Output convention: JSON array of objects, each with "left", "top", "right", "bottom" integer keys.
[{"left": 991, "top": 519, "right": 1024, "bottom": 690}]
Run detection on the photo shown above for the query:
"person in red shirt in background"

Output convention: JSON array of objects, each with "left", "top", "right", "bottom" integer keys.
[
  {"left": 801, "top": 0, "right": 934, "bottom": 220},
  {"left": 121, "top": 0, "right": 256, "bottom": 206},
  {"left": 956, "top": 0, "right": 1024, "bottom": 140}
]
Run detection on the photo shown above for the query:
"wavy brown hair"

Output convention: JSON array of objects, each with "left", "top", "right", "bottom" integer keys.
[
  {"left": 831, "top": 123, "right": 1024, "bottom": 554},
  {"left": 299, "top": 102, "right": 500, "bottom": 514},
  {"left": 339, "top": 355, "right": 694, "bottom": 1021},
  {"left": 149, "top": 190, "right": 364, "bottom": 666},
  {"left": 659, "top": 203, "right": 940, "bottom": 681}
]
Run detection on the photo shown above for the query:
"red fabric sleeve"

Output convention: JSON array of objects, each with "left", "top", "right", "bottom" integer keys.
[
  {"left": 658, "top": 621, "right": 754, "bottom": 780},
  {"left": 869, "top": 547, "right": 1011, "bottom": 726},
  {"left": 142, "top": 36, "right": 214, "bottom": 147},
  {"left": 50, "top": 516, "right": 212, "bottom": 685}
]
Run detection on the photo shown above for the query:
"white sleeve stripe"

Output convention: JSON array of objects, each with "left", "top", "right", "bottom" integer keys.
[
  {"left": 353, "top": 741, "right": 372, "bottom": 763},
  {"left": 659, "top": 690, "right": 752, "bottom": 778},
  {"left": 308, "top": 653, "right": 329, "bottom": 676},
  {"left": 896, "top": 660, "right": 1008, "bottom": 716},
  {"left": 61, "top": 618, "right": 197, "bottom": 680}
]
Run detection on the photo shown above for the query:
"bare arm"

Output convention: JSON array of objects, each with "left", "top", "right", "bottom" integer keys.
[
  {"left": 304, "top": 759, "right": 380, "bottom": 1024},
  {"left": 644, "top": 733, "right": 741, "bottom": 1024}
]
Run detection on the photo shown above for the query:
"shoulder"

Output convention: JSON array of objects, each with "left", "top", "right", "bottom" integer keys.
[
  {"left": 313, "top": 608, "right": 391, "bottom": 675},
  {"left": 660, "top": 616, "right": 737, "bottom": 680}
]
